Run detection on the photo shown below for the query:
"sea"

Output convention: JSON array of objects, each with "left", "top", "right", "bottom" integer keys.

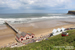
[{"left": 0, "top": 13, "right": 75, "bottom": 25}]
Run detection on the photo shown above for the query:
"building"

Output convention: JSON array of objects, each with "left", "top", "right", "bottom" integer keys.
[
  {"left": 16, "top": 32, "right": 34, "bottom": 42},
  {"left": 52, "top": 29, "right": 57, "bottom": 34},
  {"left": 61, "top": 27, "right": 65, "bottom": 32},
  {"left": 57, "top": 28, "right": 61, "bottom": 32}
]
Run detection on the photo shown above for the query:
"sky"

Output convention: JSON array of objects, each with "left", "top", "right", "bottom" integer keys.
[{"left": 0, "top": 0, "right": 75, "bottom": 13}]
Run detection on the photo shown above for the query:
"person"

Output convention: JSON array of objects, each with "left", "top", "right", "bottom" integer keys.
[{"left": 40, "top": 35, "right": 42, "bottom": 38}]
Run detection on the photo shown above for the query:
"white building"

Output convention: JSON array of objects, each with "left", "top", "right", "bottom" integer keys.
[
  {"left": 61, "top": 27, "right": 65, "bottom": 32},
  {"left": 52, "top": 29, "right": 57, "bottom": 34},
  {"left": 57, "top": 28, "right": 61, "bottom": 32}
]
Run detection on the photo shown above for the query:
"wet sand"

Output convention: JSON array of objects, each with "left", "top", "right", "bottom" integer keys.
[{"left": 0, "top": 19, "right": 75, "bottom": 47}]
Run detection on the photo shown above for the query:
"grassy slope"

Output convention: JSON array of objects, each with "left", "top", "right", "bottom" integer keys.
[{"left": 0, "top": 30, "right": 75, "bottom": 50}]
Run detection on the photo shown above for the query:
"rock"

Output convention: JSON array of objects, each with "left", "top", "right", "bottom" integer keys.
[{"left": 68, "top": 11, "right": 75, "bottom": 14}]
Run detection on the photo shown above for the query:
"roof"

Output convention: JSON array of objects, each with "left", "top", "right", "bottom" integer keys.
[
  {"left": 52, "top": 29, "right": 57, "bottom": 33},
  {"left": 21, "top": 32, "right": 27, "bottom": 37},
  {"left": 16, "top": 34, "right": 22, "bottom": 39},
  {"left": 28, "top": 33, "right": 32, "bottom": 35},
  {"left": 57, "top": 28, "right": 61, "bottom": 31}
]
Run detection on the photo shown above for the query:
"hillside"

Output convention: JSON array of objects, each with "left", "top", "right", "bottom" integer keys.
[{"left": 0, "top": 30, "right": 75, "bottom": 50}]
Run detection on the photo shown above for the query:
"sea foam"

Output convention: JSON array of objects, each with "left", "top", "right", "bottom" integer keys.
[{"left": 0, "top": 15, "right": 74, "bottom": 25}]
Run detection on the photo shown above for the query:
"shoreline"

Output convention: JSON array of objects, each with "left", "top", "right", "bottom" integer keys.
[{"left": 0, "top": 19, "right": 75, "bottom": 47}]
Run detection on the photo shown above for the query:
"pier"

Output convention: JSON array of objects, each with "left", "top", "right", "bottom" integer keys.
[{"left": 5, "top": 21, "right": 21, "bottom": 34}]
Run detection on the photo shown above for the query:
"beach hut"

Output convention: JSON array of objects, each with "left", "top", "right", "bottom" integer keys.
[
  {"left": 21, "top": 32, "right": 30, "bottom": 40},
  {"left": 61, "top": 27, "right": 65, "bottom": 32},
  {"left": 21, "top": 32, "right": 34, "bottom": 40},
  {"left": 16, "top": 32, "right": 35, "bottom": 42},
  {"left": 52, "top": 29, "right": 57, "bottom": 34},
  {"left": 57, "top": 28, "right": 61, "bottom": 32},
  {"left": 62, "top": 32, "right": 68, "bottom": 36},
  {"left": 28, "top": 33, "right": 34, "bottom": 38},
  {"left": 16, "top": 34, "right": 23, "bottom": 42}
]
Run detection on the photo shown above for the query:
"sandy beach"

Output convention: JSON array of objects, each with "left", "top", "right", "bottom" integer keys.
[{"left": 0, "top": 19, "right": 75, "bottom": 47}]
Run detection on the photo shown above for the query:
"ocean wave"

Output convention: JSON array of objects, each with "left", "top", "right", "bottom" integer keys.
[
  {"left": 48, "top": 14, "right": 64, "bottom": 15},
  {"left": 0, "top": 16, "right": 74, "bottom": 24}
]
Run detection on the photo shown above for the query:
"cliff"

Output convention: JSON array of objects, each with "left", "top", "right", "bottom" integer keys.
[{"left": 68, "top": 11, "right": 75, "bottom": 14}]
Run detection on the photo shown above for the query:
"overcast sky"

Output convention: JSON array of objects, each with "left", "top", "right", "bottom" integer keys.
[{"left": 0, "top": 0, "right": 75, "bottom": 13}]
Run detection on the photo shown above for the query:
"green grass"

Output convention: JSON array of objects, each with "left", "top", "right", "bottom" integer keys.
[{"left": 0, "top": 30, "right": 75, "bottom": 50}]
